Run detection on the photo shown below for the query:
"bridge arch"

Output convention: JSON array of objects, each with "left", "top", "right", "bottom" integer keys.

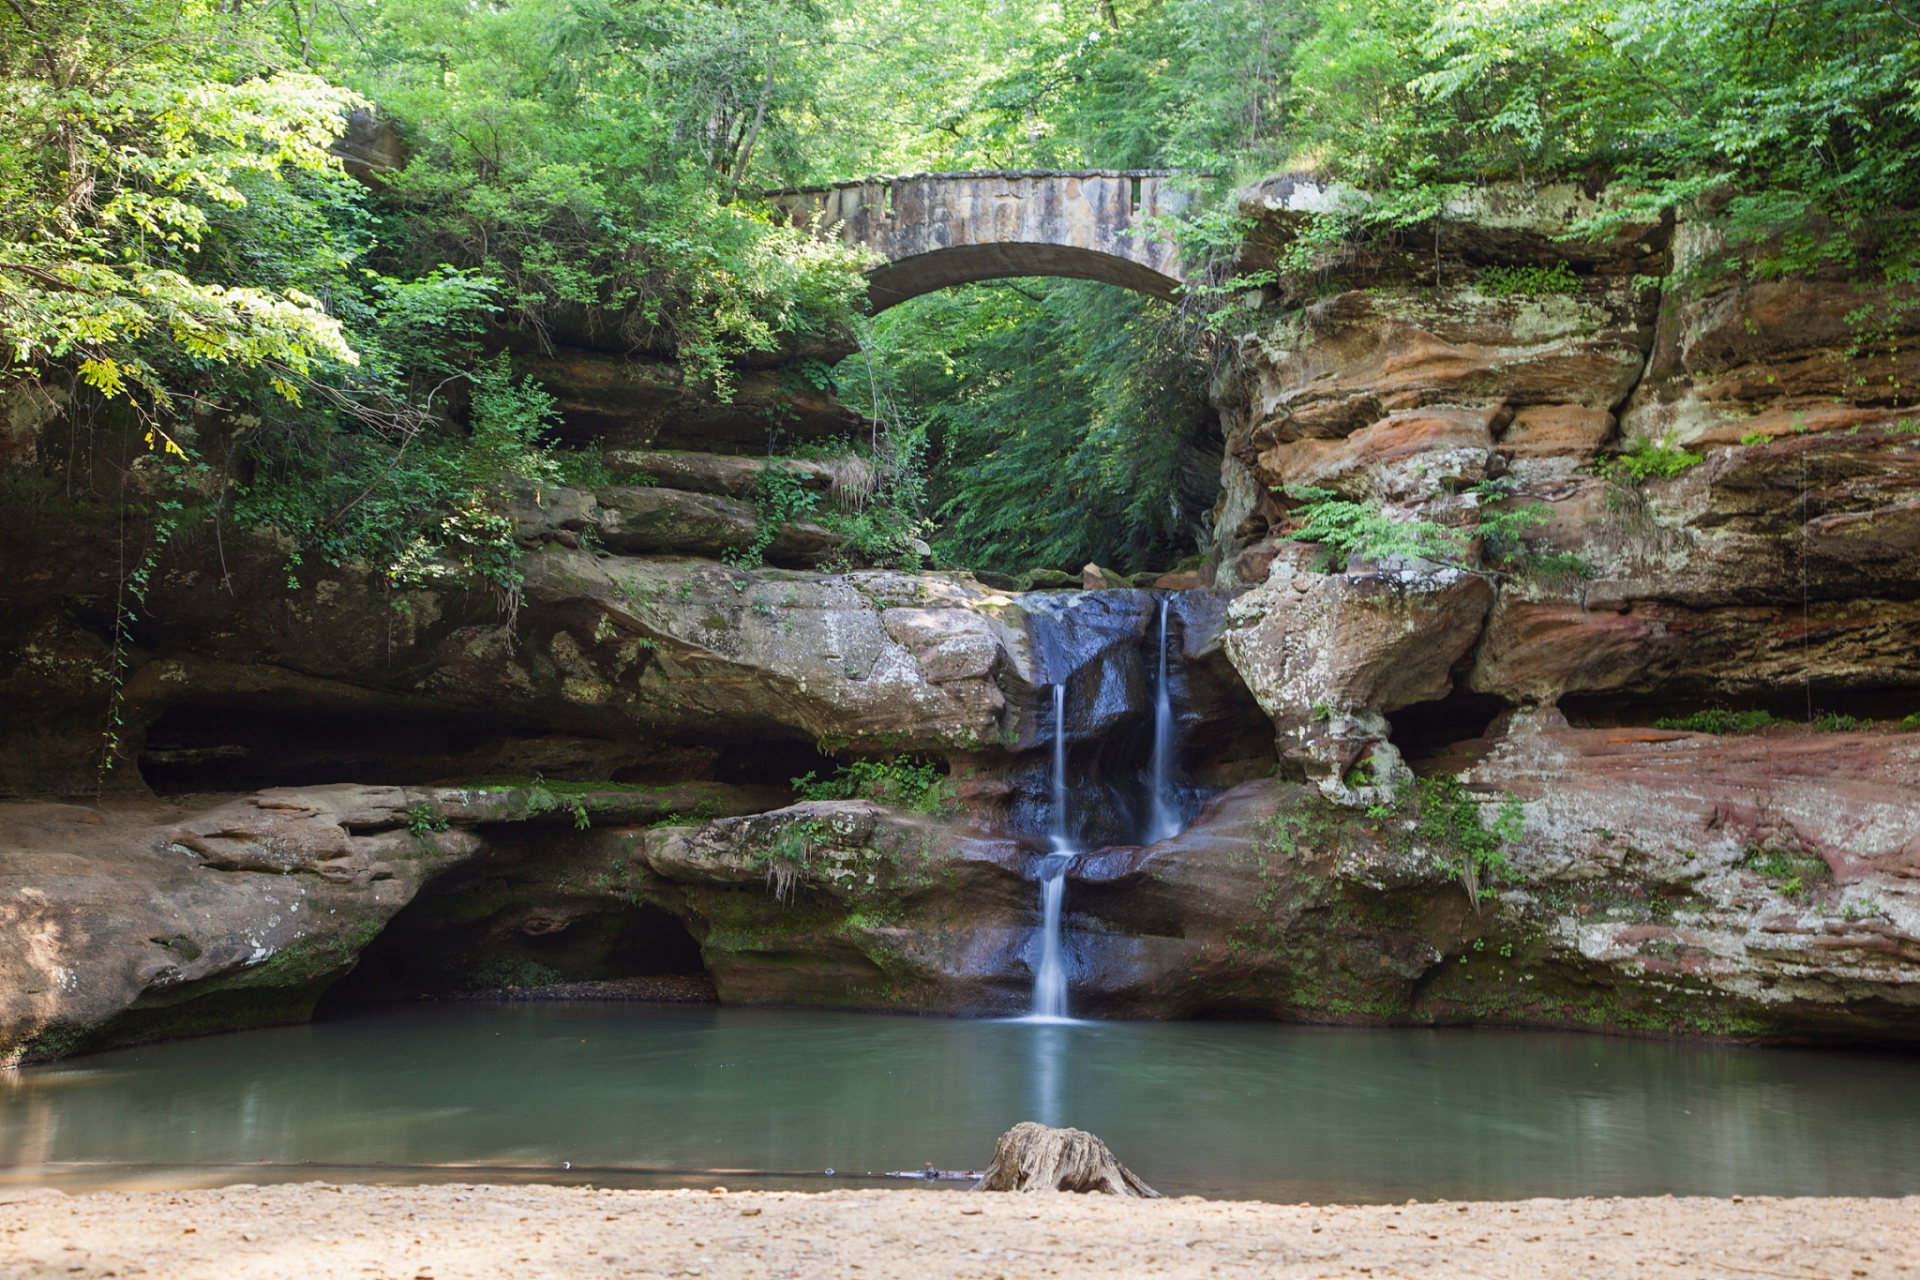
[{"left": 767, "top": 170, "right": 1191, "bottom": 313}]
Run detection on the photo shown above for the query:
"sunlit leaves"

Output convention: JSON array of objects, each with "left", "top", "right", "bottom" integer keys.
[{"left": 0, "top": 6, "right": 366, "bottom": 409}]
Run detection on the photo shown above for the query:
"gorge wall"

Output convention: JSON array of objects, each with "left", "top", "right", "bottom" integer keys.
[{"left": 5, "top": 180, "right": 1919, "bottom": 1064}]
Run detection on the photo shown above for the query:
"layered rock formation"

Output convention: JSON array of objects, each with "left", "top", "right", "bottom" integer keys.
[
  {"left": 5, "top": 177, "right": 1919, "bottom": 1061},
  {"left": 1210, "top": 178, "right": 1919, "bottom": 785}
]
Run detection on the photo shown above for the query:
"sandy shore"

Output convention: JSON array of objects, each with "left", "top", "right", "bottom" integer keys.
[{"left": 2, "top": 1185, "right": 1917, "bottom": 1279}]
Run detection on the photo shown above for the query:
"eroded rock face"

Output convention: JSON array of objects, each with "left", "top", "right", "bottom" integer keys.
[
  {"left": 1622, "top": 221, "right": 1920, "bottom": 449},
  {"left": 1223, "top": 562, "right": 1494, "bottom": 788},
  {"left": 1210, "top": 183, "right": 1920, "bottom": 759},
  {"left": 603, "top": 450, "right": 870, "bottom": 498},
  {"left": 638, "top": 800, "right": 1041, "bottom": 1011},
  {"left": 0, "top": 790, "right": 477, "bottom": 1065},
  {"left": 8, "top": 710, "right": 1920, "bottom": 1059},
  {"left": 0, "top": 780, "right": 781, "bottom": 1063},
  {"left": 591, "top": 486, "right": 842, "bottom": 565},
  {"left": 1067, "top": 719, "right": 1920, "bottom": 1035},
  {"left": 0, "top": 536, "right": 1051, "bottom": 796},
  {"left": 521, "top": 350, "right": 860, "bottom": 452}
]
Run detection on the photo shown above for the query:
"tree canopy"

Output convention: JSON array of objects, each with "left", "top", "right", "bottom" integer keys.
[{"left": 6, "top": 0, "right": 1919, "bottom": 580}]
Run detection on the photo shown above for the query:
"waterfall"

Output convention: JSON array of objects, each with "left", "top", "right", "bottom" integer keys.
[
  {"left": 1028, "top": 684, "right": 1074, "bottom": 1022},
  {"left": 1019, "top": 594, "right": 1192, "bottom": 1023},
  {"left": 1145, "top": 596, "right": 1180, "bottom": 845},
  {"left": 1050, "top": 684, "right": 1070, "bottom": 851}
]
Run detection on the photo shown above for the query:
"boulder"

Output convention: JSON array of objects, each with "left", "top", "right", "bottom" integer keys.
[
  {"left": 637, "top": 800, "right": 1039, "bottom": 1012},
  {"left": 330, "top": 108, "right": 406, "bottom": 186},
  {"left": 0, "top": 779, "right": 784, "bottom": 1062},
  {"left": 1081, "top": 564, "right": 1135, "bottom": 590},
  {"left": 1222, "top": 561, "right": 1495, "bottom": 785},
  {"left": 0, "top": 789, "right": 481, "bottom": 1065},
  {"left": 523, "top": 351, "right": 860, "bottom": 452}
]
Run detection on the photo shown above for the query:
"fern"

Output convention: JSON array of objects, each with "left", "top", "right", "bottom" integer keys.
[{"left": 1281, "top": 486, "right": 1463, "bottom": 570}]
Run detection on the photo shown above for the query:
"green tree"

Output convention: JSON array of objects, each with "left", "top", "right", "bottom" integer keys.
[{"left": 1, "top": 0, "right": 362, "bottom": 426}]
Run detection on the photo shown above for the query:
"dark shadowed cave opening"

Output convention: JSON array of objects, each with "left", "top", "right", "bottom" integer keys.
[
  {"left": 136, "top": 700, "right": 842, "bottom": 796},
  {"left": 1386, "top": 689, "right": 1508, "bottom": 763},
  {"left": 318, "top": 881, "right": 708, "bottom": 1013},
  {"left": 138, "top": 702, "right": 557, "bottom": 793},
  {"left": 1559, "top": 687, "right": 1920, "bottom": 729}
]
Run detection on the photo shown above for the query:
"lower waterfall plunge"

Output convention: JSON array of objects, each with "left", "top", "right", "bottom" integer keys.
[
  {"left": 1028, "top": 683, "right": 1075, "bottom": 1022},
  {"left": 1024, "top": 596, "right": 1189, "bottom": 1022}
]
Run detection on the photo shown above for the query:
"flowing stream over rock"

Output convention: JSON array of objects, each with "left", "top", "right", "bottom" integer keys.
[
  {"left": 1021, "top": 593, "right": 1192, "bottom": 1022},
  {"left": 1145, "top": 597, "right": 1181, "bottom": 845},
  {"left": 1028, "top": 685, "right": 1074, "bottom": 1021}
]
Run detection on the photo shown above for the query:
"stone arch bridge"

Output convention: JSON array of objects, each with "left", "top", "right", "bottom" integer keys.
[{"left": 767, "top": 170, "right": 1192, "bottom": 312}]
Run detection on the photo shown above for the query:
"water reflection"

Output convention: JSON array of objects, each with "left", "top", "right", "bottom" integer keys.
[
  {"left": 1030, "top": 1022, "right": 1067, "bottom": 1128},
  {"left": 3, "top": 1005, "right": 1919, "bottom": 1202}
]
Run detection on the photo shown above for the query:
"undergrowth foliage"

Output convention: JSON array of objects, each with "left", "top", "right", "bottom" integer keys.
[
  {"left": 724, "top": 463, "right": 821, "bottom": 569},
  {"left": 14, "top": 0, "right": 1920, "bottom": 704},
  {"left": 1609, "top": 437, "right": 1706, "bottom": 482},
  {"left": 1279, "top": 481, "right": 1588, "bottom": 580},
  {"left": 792, "top": 758, "right": 956, "bottom": 815},
  {"left": 1655, "top": 709, "right": 1779, "bottom": 734},
  {"left": 1415, "top": 774, "right": 1525, "bottom": 910}
]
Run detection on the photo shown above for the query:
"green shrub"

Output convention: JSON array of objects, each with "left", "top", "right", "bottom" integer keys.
[
  {"left": 1280, "top": 485, "right": 1463, "bottom": 570},
  {"left": 404, "top": 802, "right": 449, "bottom": 836},
  {"left": 1279, "top": 481, "right": 1588, "bottom": 580},
  {"left": 523, "top": 775, "right": 591, "bottom": 829},
  {"left": 1471, "top": 479, "right": 1591, "bottom": 579},
  {"left": 1479, "top": 261, "right": 1579, "bottom": 298},
  {"left": 1611, "top": 436, "right": 1705, "bottom": 481},
  {"left": 1812, "top": 711, "right": 1866, "bottom": 732},
  {"left": 1415, "top": 774, "right": 1525, "bottom": 907},
  {"left": 1743, "top": 840, "right": 1830, "bottom": 900},
  {"left": 552, "top": 442, "right": 617, "bottom": 491},
  {"left": 724, "top": 462, "right": 822, "bottom": 569},
  {"left": 792, "top": 758, "right": 956, "bottom": 814},
  {"left": 1654, "top": 709, "right": 1778, "bottom": 734}
]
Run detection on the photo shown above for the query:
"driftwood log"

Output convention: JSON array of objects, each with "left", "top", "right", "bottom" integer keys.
[{"left": 971, "top": 1122, "right": 1160, "bottom": 1197}]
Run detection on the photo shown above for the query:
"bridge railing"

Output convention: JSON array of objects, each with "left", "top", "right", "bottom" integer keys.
[{"left": 761, "top": 169, "right": 1184, "bottom": 198}]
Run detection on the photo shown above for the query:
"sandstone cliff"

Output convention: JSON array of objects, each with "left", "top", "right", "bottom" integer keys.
[{"left": 4, "top": 179, "right": 1918, "bottom": 1062}]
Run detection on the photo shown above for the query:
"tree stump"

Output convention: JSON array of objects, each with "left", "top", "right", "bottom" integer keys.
[{"left": 971, "top": 1122, "right": 1160, "bottom": 1197}]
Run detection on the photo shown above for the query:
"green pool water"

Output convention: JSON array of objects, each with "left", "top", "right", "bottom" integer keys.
[{"left": 5, "top": 1004, "right": 1918, "bottom": 1202}]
